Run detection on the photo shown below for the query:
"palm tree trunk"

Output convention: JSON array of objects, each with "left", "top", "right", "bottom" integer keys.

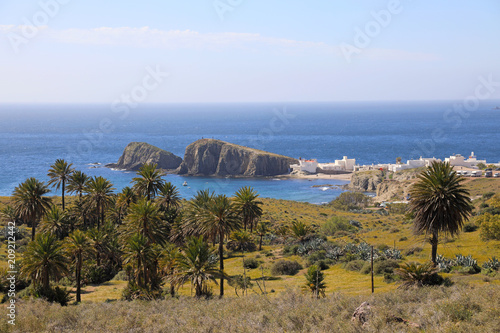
[
  {"left": 219, "top": 229, "right": 224, "bottom": 298},
  {"left": 259, "top": 235, "right": 263, "bottom": 251},
  {"left": 31, "top": 220, "right": 36, "bottom": 241},
  {"left": 62, "top": 179, "right": 65, "bottom": 211},
  {"left": 76, "top": 254, "right": 82, "bottom": 303},
  {"left": 431, "top": 232, "right": 438, "bottom": 265}
]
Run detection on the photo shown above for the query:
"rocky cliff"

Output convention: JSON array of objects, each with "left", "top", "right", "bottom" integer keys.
[
  {"left": 107, "top": 142, "right": 182, "bottom": 171},
  {"left": 348, "top": 168, "right": 424, "bottom": 201},
  {"left": 176, "top": 139, "right": 298, "bottom": 177},
  {"left": 349, "top": 170, "right": 385, "bottom": 191}
]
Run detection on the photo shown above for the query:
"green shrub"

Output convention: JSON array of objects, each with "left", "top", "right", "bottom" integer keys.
[
  {"left": 377, "top": 244, "right": 390, "bottom": 252},
  {"left": 243, "top": 257, "right": 260, "bottom": 269},
  {"left": 374, "top": 259, "right": 400, "bottom": 275},
  {"left": 483, "top": 192, "right": 495, "bottom": 200},
  {"left": 479, "top": 213, "right": 500, "bottom": 240},
  {"left": 330, "top": 192, "right": 371, "bottom": 211},
  {"left": 20, "top": 285, "right": 72, "bottom": 306},
  {"left": 399, "top": 236, "right": 408, "bottom": 241},
  {"left": 463, "top": 222, "right": 478, "bottom": 232},
  {"left": 320, "top": 216, "right": 357, "bottom": 236},
  {"left": 112, "top": 271, "right": 129, "bottom": 281},
  {"left": 344, "top": 260, "right": 366, "bottom": 272},
  {"left": 271, "top": 260, "right": 302, "bottom": 276},
  {"left": 282, "top": 244, "right": 300, "bottom": 255}
]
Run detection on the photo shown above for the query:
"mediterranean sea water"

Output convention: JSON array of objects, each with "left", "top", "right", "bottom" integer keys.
[{"left": 1, "top": 101, "right": 499, "bottom": 203}]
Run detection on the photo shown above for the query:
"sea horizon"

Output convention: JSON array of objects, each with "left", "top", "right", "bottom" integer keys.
[{"left": 2, "top": 100, "right": 500, "bottom": 202}]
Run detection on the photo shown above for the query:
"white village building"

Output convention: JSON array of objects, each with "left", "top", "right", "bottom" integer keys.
[
  {"left": 444, "top": 152, "right": 487, "bottom": 168},
  {"left": 291, "top": 156, "right": 356, "bottom": 174}
]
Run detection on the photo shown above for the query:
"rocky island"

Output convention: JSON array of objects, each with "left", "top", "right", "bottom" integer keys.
[
  {"left": 176, "top": 139, "right": 298, "bottom": 177},
  {"left": 107, "top": 142, "right": 182, "bottom": 171}
]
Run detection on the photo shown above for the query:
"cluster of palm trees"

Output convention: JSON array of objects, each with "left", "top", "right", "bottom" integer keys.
[{"left": 7, "top": 160, "right": 264, "bottom": 302}]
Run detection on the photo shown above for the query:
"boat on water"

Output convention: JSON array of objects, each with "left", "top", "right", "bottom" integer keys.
[
  {"left": 182, "top": 181, "right": 188, "bottom": 186},
  {"left": 493, "top": 106, "right": 500, "bottom": 110}
]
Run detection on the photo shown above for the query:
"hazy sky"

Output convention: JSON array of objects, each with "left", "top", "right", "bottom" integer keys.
[{"left": 1, "top": 0, "right": 500, "bottom": 103}]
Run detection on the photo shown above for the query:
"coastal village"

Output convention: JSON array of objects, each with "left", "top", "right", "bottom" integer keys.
[{"left": 291, "top": 152, "right": 500, "bottom": 178}]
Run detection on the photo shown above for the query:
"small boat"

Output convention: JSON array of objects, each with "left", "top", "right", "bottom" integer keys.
[
  {"left": 182, "top": 181, "right": 188, "bottom": 186},
  {"left": 493, "top": 106, "right": 500, "bottom": 110}
]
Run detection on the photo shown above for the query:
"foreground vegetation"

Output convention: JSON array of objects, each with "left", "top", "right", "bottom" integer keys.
[
  {"left": 2, "top": 284, "right": 499, "bottom": 332},
  {"left": 1, "top": 160, "right": 500, "bottom": 331}
]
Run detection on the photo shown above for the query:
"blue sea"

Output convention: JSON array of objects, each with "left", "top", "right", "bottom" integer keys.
[{"left": 1, "top": 101, "right": 499, "bottom": 203}]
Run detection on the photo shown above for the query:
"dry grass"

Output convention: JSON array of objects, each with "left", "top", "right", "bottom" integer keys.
[{"left": 3, "top": 283, "right": 499, "bottom": 332}]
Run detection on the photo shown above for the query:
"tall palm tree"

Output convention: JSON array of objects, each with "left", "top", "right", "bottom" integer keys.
[
  {"left": 47, "top": 159, "right": 74, "bottom": 211},
  {"left": 157, "top": 182, "right": 181, "bottom": 211},
  {"left": 122, "top": 198, "right": 168, "bottom": 246},
  {"left": 66, "top": 170, "right": 89, "bottom": 199},
  {"left": 198, "top": 194, "right": 241, "bottom": 297},
  {"left": 409, "top": 161, "right": 472, "bottom": 265},
  {"left": 182, "top": 189, "right": 215, "bottom": 240},
  {"left": 160, "top": 244, "right": 181, "bottom": 297},
  {"left": 132, "top": 163, "right": 165, "bottom": 201},
  {"left": 85, "top": 176, "right": 115, "bottom": 229},
  {"left": 86, "top": 227, "right": 108, "bottom": 267},
  {"left": 22, "top": 233, "right": 69, "bottom": 289},
  {"left": 255, "top": 221, "right": 270, "bottom": 251},
  {"left": 65, "top": 230, "right": 95, "bottom": 303},
  {"left": 174, "top": 236, "right": 220, "bottom": 298},
  {"left": 233, "top": 186, "right": 263, "bottom": 232},
  {"left": 123, "top": 233, "right": 153, "bottom": 288},
  {"left": 39, "top": 205, "right": 69, "bottom": 240},
  {"left": 12, "top": 177, "right": 52, "bottom": 241}
]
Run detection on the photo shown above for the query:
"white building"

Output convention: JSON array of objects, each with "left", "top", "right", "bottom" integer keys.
[
  {"left": 291, "top": 156, "right": 356, "bottom": 173},
  {"left": 291, "top": 159, "right": 318, "bottom": 173},
  {"left": 389, "top": 157, "right": 441, "bottom": 172},
  {"left": 445, "top": 152, "right": 486, "bottom": 168}
]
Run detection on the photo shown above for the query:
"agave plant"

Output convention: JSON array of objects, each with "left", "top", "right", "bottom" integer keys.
[
  {"left": 383, "top": 248, "right": 403, "bottom": 260},
  {"left": 482, "top": 257, "right": 500, "bottom": 271},
  {"left": 435, "top": 254, "right": 454, "bottom": 272},
  {"left": 454, "top": 254, "right": 477, "bottom": 268}
]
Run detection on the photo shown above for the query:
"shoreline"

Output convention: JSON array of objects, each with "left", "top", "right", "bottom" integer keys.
[{"left": 277, "top": 172, "right": 353, "bottom": 182}]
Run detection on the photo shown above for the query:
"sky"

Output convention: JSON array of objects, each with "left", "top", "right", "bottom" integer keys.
[{"left": 0, "top": 0, "right": 499, "bottom": 103}]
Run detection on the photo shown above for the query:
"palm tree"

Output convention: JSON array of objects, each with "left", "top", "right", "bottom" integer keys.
[
  {"left": 0, "top": 205, "right": 18, "bottom": 223},
  {"left": 157, "top": 182, "right": 181, "bottom": 211},
  {"left": 289, "top": 221, "right": 313, "bottom": 242},
  {"left": 132, "top": 163, "right": 165, "bottom": 201},
  {"left": 174, "top": 236, "right": 220, "bottom": 297},
  {"left": 22, "top": 233, "right": 69, "bottom": 289},
  {"left": 198, "top": 194, "right": 241, "bottom": 297},
  {"left": 12, "top": 178, "right": 52, "bottom": 241},
  {"left": 303, "top": 264, "right": 326, "bottom": 298},
  {"left": 122, "top": 198, "right": 169, "bottom": 246},
  {"left": 66, "top": 170, "right": 89, "bottom": 199},
  {"left": 123, "top": 233, "right": 153, "bottom": 288},
  {"left": 85, "top": 176, "right": 115, "bottom": 229},
  {"left": 160, "top": 244, "right": 181, "bottom": 297},
  {"left": 233, "top": 186, "right": 263, "bottom": 232},
  {"left": 86, "top": 227, "right": 108, "bottom": 267},
  {"left": 182, "top": 189, "right": 215, "bottom": 241},
  {"left": 65, "top": 230, "right": 95, "bottom": 303},
  {"left": 409, "top": 161, "right": 472, "bottom": 265},
  {"left": 47, "top": 159, "right": 74, "bottom": 211},
  {"left": 39, "top": 205, "right": 69, "bottom": 239},
  {"left": 255, "top": 221, "right": 270, "bottom": 251}
]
